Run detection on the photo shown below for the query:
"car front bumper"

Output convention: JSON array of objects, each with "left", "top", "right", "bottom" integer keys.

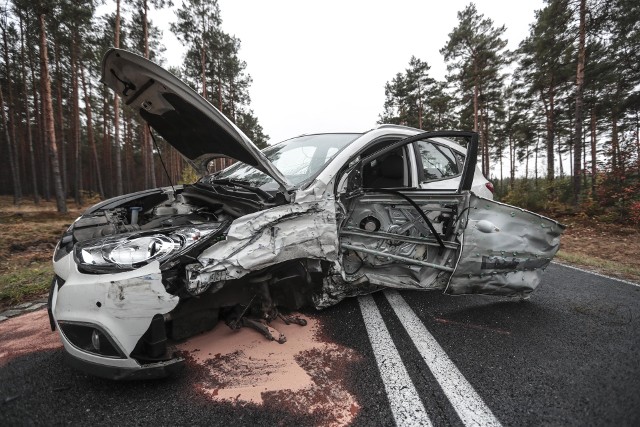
[
  {"left": 50, "top": 255, "right": 181, "bottom": 379},
  {"left": 63, "top": 350, "right": 184, "bottom": 380}
]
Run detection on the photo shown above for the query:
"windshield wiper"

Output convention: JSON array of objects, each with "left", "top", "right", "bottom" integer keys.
[{"left": 208, "top": 178, "right": 274, "bottom": 202}]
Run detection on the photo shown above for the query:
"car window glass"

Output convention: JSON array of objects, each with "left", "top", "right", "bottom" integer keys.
[
  {"left": 213, "top": 133, "right": 360, "bottom": 189},
  {"left": 417, "top": 141, "right": 459, "bottom": 181},
  {"left": 454, "top": 152, "right": 465, "bottom": 169},
  {"left": 273, "top": 146, "right": 317, "bottom": 176},
  {"left": 325, "top": 147, "right": 339, "bottom": 162}
]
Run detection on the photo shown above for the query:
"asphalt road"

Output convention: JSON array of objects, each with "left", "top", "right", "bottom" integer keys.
[{"left": 1, "top": 263, "right": 639, "bottom": 426}]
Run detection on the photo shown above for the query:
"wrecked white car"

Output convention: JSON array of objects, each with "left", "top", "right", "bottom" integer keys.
[{"left": 47, "top": 49, "right": 564, "bottom": 380}]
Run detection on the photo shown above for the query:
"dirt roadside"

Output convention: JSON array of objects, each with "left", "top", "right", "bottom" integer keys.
[
  {"left": 1, "top": 197, "right": 638, "bottom": 312},
  {"left": 0, "top": 197, "right": 84, "bottom": 311},
  {"left": 554, "top": 214, "right": 640, "bottom": 283}
]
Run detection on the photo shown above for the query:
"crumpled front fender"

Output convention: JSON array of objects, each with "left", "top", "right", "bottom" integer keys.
[{"left": 193, "top": 197, "right": 339, "bottom": 280}]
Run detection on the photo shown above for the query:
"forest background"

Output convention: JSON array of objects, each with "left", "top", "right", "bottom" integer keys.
[
  {"left": 0, "top": 0, "right": 638, "bottom": 219},
  {"left": 0, "top": 0, "right": 639, "bottom": 307}
]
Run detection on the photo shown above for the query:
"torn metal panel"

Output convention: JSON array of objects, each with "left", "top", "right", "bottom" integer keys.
[
  {"left": 336, "top": 192, "right": 466, "bottom": 294},
  {"left": 194, "top": 197, "right": 339, "bottom": 280},
  {"left": 447, "top": 194, "right": 565, "bottom": 296},
  {"left": 313, "top": 272, "right": 383, "bottom": 309}
]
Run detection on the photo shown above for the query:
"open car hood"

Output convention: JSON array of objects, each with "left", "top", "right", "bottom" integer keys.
[{"left": 100, "top": 48, "right": 292, "bottom": 191}]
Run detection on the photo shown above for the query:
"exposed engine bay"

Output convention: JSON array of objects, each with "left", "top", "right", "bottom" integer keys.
[{"left": 54, "top": 184, "right": 332, "bottom": 357}]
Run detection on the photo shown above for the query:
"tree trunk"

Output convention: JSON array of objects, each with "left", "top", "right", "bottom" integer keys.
[
  {"left": 635, "top": 109, "right": 640, "bottom": 171},
  {"left": 572, "top": 0, "right": 586, "bottom": 206},
  {"left": 79, "top": 57, "right": 104, "bottom": 198},
  {"left": 0, "top": 84, "right": 22, "bottom": 205},
  {"left": 582, "top": 125, "right": 587, "bottom": 189},
  {"left": 558, "top": 143, "right": 564, "bottom": 178},
  {"left": 39, "top": 14, "right": 67, "bottom": 213},
  {"left": 540, "top": 85, "right": 556, "bottom": 184},
  {"left": 218, "top": 68, "right": 222, "bottom": 110},
  {"left": 124, "top": 111, "right": 132, "bottom": 193},
  {"left": 102, "top": 92, "right": 112, "bottom": 197},
  {"left": 27, "top": 23, "right": 48, "bottom": 201},
  {"left": 200, "top": 28, "right": 207, "bottom": 98},
  {"left": 478, "top": 104, "right": 490, "bottom": 177},
  {"left": 611, "top": 113, "right": 620, "bottom": 172},
  {"left": 54, "top": 39, "right": 69, "bottom": 198},
  {"left": 142, "top": 0, "right": 156, "bottom": 188},
  {"left": 114, "top": 0, "right": 123, "bottom": 195},
  {"left": 2, "top": 26, "right": 22, "bottom": 205},
  {"left": 54, "top": 40, "right": 68, "bottom": 196},
  {"left": 473, "top": 59, "right": 478, "bottom": 132},
  {"left": 509, "top": 133, "right": 515, "bottom": 189},
  {"left": 20, "top": 15, "right": 39, "bottom": 204},
  {"left": 71, "top": 32, "right": 82, "bottom": 205},
  {"left": 482, "top": 107, "right": 490, "bottom": 177},
  {"left": 499, "top": 144, "right": 503, "bottom": 186},
  {"left": 590, "top": 107, "right": 597, "bottom": 197},
  {"left": 535, "top": 134, "right": 539, "bottom": 185},
  {"left": 545, "top": 87, "right": 555, "bottom": 182}
]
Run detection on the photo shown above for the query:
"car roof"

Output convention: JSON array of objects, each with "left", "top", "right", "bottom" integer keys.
[{"left": 371, "top": 125, "right": 468, "bottom": 154}]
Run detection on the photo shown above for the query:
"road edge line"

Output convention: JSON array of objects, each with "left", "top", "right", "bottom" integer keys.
[{"left": 551, "top": 261, "right": 640, "bottom": 288}]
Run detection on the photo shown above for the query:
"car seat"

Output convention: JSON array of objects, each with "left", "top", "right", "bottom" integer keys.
[{"left": 369, "top": 154, "right": 404, "bottom": 188}]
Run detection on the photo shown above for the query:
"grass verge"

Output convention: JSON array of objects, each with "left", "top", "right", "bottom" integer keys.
[
  {"left": 556, "top": 250, "right": 640, "bottom": 283},
  {"left": 0, "top": 196, "right": 84, "bottom": 310},
  {"left": 0, "top": 261, "right": 53, "bottom": 308}
]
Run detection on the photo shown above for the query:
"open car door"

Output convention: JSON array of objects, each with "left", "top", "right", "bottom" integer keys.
[{"left": 337, "top": 131, "right": 564, "bottom": 298}]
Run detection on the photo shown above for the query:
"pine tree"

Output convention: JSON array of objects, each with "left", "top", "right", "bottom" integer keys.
[
  {"left": 441, "top": 3, "right": 509, "bottom": 177},
  {"left": 517, "top": 0, "right": 573, "bottom": 183},
  {"left": 114, "top": 0, "right": 123, "bottom": 194},
  {"left": 0, "top": 11, "right": 22, "bottom": 205},
  {"left": 171, "top": 0, "right": 269, "bottom": 171},
  {"left": 38, "top": 5, "right": 66, "bottom": 212},
  {"left": 378, "top": 56, "right": 443, "bottom": 130}
]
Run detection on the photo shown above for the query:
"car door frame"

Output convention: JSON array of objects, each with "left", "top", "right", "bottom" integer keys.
[
  {"left": 335, "top": 131, "right": 479, "bottom": 290},
  {"left": 350, "top": 130, "right": 478, "bottom": 194}
]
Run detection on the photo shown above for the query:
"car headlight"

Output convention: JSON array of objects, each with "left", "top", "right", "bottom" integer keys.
[{"left": 74, "top": 225, "right": 221, "bottom": 273}]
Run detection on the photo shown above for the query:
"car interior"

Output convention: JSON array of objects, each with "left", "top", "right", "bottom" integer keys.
[{"left": 362, "top": 146, "right": 409, "bottom": 188}]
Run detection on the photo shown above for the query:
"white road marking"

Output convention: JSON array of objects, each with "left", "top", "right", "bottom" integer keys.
[
  {"left": 358, "top": 295, "right": 432, "bottom": 427},
  {"left": 551, "top": 261, "right": 640, "bottom": 288},
  {"left": 385, "top": 290, "right": 502, "bottom": 427}
]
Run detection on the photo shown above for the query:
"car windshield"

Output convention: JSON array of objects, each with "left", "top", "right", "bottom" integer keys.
[{"left": 211, "top": 133, "right": 361, "bottom": 190}]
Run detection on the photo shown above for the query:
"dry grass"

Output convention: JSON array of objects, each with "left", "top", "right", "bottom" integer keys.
[
  {"left": 556, "top": 214, "right": 640, "bottom": 283},
  {"left": 0, "top": 196, "right": 87, "bottom": 310},
  {"left": 556, "top": 251, "right": 640, "bottom": 282}
]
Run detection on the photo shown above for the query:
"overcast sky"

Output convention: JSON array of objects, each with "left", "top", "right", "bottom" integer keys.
[{"left": 140, "top": 0, "right": 544, "bottom": 144}]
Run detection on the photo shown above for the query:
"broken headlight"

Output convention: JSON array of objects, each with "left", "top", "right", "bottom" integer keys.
[{"left": 74, "top": 225, "right": 221, "bottom": 273}]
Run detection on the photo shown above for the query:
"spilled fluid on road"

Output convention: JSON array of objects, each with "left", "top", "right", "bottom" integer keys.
[
  {"left": 177, "top": 315, "right": 361, "bottom": 426},
  {"left": 0, "top": 309, "right": 361, "bottom": 426}
]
